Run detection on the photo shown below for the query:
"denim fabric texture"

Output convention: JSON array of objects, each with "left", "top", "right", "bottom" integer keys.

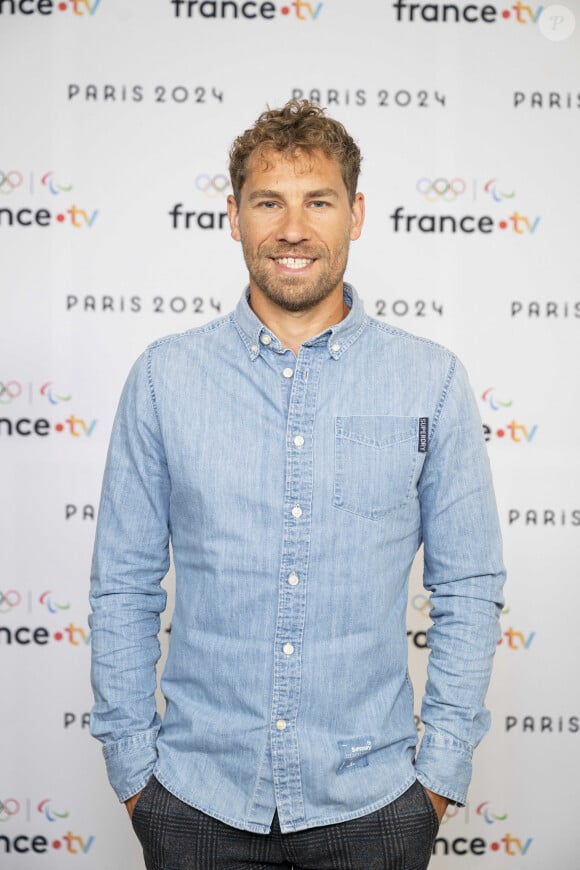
[{"left": 89, "top": 285, "right": 505, "bottom": 834}]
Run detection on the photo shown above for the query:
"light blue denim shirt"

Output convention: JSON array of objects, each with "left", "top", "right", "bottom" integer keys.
[{"left": 90, "top": 285, "right": 505, "bottom": 834}]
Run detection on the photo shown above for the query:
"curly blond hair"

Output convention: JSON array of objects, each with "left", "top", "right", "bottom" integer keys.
[{"left": 229, "top": 99, "right": 362, "bottom": 203}]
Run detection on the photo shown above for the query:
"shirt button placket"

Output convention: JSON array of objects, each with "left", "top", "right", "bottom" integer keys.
[{"left": 271, "top": 349, "right": 320, "bottom": 829}]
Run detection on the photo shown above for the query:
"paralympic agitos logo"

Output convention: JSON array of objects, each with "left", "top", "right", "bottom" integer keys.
[{"left": 170, "top": 0, "right": 324, "bottom": 19}]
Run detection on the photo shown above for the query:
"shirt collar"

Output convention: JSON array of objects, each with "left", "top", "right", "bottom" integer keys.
[{"left": 234, "top": 283, "right": 368, "bottom": 361}]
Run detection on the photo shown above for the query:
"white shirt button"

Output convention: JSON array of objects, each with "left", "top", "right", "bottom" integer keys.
[
  {"left": 283, "top": 643, "right": 294, "bottom": 656},
  {"left": 291, "top": 506, "right": 302, "bottom": 518},
  {"left": 260, "top": 334, "right": 272, "bottom": 345},
  {"left": 331, "top": 343, "right": 341, "bottom": 352},
  {"left": 251, "top": 344, "right": 259, "bottom": 353},
  {"left": 276, "top": 719, "right": 287, "bottom": 731},
  {"left": 288, "top": 573, "right": 299, "bottom": 586},
  {"left": 283, "top": 367, "right": 294, "bottom": 378},
  {"left": 293, "top": 435, "right": 305, "bottom": 448}
]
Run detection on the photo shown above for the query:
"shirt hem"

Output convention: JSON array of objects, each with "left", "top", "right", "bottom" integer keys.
[{"left": 153, "top": 768, "right": 419, "bottom": 835}]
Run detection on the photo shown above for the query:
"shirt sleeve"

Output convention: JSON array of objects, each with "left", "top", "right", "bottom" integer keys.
[
  {"left": 414, "top": 355, "right": 506, "bottom": 806},
  {"left": 89, "top": 349, "right": 170, "bottom": 802}
]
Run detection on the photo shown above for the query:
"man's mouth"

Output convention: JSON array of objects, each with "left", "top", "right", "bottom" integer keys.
[{"left": 273, "top": 257, "right": 315, "bottom": 270}]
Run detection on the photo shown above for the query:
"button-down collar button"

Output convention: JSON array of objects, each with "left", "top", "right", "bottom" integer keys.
[
  {"left": 276, "top": 719, "right": 287, "bottom": 731},
  {"left": 283, "top": 643, "right": 294, "bottom": 656},
  {"left": 260, "top": 334, "right": 272, "bottom": 345},
  {"left": 331, "top": 342, "right": 341, "bottom": 352},
  {"left": 291, "top": 505, "right": 302, "bottom": 518},
  {"left": 251, "top": 344, "right": 259, "bottom": 353},
  {"left": 293, "top": 435, "right": 305, "bottom": 448},
  {"left": 288, "top": 573, "right": 299, "bottom": 586},
  {"left": 282, "top": 367, "right": 294, "bottom": 378}
]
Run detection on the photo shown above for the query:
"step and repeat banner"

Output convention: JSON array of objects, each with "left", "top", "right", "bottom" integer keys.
[{"left": 1, "top": 1, "right": 578, "bottom": 867}]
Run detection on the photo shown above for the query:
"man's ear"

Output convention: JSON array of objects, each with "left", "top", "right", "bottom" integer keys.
[
  {"left": 349, "top": 192, "right": 365, "bottom": 241},
  {"left": 227, "top": 194, "right": 241, "bottom": 241}
]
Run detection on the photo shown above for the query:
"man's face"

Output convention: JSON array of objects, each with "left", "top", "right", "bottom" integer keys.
[{"left": 227, "top": 148, "right": 364, "bottom": 313}]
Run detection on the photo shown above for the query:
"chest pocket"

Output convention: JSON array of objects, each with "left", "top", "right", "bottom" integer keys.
[{"left": 333, "top": 416, "right": 420, "bottom": 521}]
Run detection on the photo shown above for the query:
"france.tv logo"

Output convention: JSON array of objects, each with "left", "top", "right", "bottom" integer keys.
[
  {"left": 56, "top": 0, "right": 102, "bottom": 13},
  {"left": 0, "top": 0, "right": 101, "bottom": 15},
  {"left": 391, "top": 1, "right": 545, "bottom": 26},
  {"left": 497, "top": 605, "right": 535, "bottom": 651},
  {"left": 170, "top": 1, "right": 324, "bottom": 19},
  {"left": 0, "top": 204, "right": 99, "bottom": 229}
]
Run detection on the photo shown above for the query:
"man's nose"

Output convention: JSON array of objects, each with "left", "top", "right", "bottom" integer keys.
[{"left": 275, "top": 206, "right": 311, "bottom": 244}]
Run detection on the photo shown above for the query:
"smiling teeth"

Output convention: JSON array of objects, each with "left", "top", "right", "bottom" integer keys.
[{"left": 276, "top": 257, "right": 312, "bottom": 269}]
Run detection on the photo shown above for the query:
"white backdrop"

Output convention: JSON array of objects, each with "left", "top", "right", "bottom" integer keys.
[{"left": 1, "top": 1, "right": 579, "bottom": 866}]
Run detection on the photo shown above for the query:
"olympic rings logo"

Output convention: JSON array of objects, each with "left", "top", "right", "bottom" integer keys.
[
  {"left": 0, "top": 171, "right": 23, "bottom": 194},
  {"left": 410, "top": 593, "right": 433, "bottom": 620},
  {"left": 0, "top": 590, "right": 21, "bottom": 613},
  {"left": 195, "top": 174, "right": 231, "bottom": 197},
  {"left": 416, "top": 177, "right": 466, "bottom": 202},
  {"left": 0, "top": 381, "right": 22, "bottom": 404},
  {"left": 0, "top": 799, "right": 20, "bottom": 822}
]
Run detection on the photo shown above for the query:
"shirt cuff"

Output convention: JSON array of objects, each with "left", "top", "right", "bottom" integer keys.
[
  {"left": 101, "top": 727, "right": 160, "bottom": 802},
  {"left": 414, "top": 734, "right": 473, "bottom": 806}
]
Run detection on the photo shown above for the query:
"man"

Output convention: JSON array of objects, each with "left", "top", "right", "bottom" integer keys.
[{"left": 90, "top": 100, "right": 505, "bottom": 870}]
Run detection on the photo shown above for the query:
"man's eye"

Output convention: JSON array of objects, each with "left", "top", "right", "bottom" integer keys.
[
  {"left": 260, "top": 201, "right": 278, "bottom": 208},
  {"left": 311, "top": 201, "right": 329, "bottom": 208}
]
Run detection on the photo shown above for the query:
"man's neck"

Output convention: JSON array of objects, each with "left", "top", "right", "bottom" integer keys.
[{"left": 249, "top": 284, "right": 349, "bottom": 357}]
